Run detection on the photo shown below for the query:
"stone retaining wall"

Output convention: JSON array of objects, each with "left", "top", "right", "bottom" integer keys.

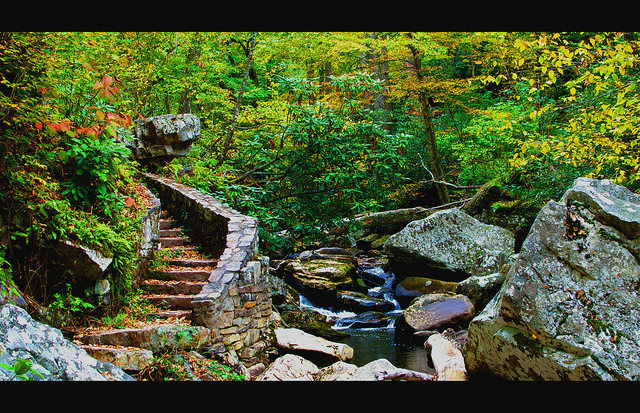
[
  {"left": 142, "top": 173, "right": 272, "bottom": 366},
  {"left": 135, "top": 185, "right": 161, "bottom": 286}
]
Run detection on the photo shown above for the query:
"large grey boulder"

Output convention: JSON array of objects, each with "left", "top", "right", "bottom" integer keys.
[
  {"left": 383, "top": 208, "right": 515, "bottom": 281},
  {"left": 54, "top": 239, "right": 113, "bottom": 282},
  {"left": 464, "top": 178, "right": 640, "bottom": 381},
  {"left": 0, "top": 304, "right": 134, "bottom": 381},
  {"left": 561, "top": 177, "right": 640, "bottom": 239},
  {"left": 125, "top": 113, "right": 201, "bottom": 168}
]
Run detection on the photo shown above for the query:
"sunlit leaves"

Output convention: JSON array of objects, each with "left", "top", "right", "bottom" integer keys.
[{"left": 481, "top": 32, "right": 640, "bottom": 189}]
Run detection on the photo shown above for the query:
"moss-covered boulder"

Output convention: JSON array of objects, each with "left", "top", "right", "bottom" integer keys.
[
  {"left": 278, "top": 250, "right": 363, "bottom": 308},
  {"left": 383, "top": 208, "right": 515, "bottom": 282}
]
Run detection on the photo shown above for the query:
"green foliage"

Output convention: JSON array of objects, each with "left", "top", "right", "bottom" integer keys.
[
  {"left": 61, "top": 136, "right": 130, "bottom": 218},
  {"left": 46, "top": 283, "right": 95, "bottom": 329},
  {"left": 0, "top": 357, "right": 45, "bottom": 381},
  {"left": 136, "top": 351, "right": 246, "bottom": 381},
  {"left": 178, "top": 70, "right": 411, "bottom": 252}
]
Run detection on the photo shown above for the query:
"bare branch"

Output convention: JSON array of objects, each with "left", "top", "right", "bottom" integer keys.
[{"left": 418, "top": 153, "right": 481, "bottom": 190}]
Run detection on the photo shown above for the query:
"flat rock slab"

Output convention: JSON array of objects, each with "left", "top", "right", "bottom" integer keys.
[{"left": 274, "top": 328, "right": 354, "bottom": 365}]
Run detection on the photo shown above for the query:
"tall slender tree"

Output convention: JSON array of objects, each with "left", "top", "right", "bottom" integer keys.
[
  {"left": 220, "top": 32, "right": 258, "bottom": 161},
  {"left": 406, "top": 41, "right": 450, "bottom": 204}
]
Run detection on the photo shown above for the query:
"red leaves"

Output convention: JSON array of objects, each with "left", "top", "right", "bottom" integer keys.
[
  {"left": 123, "top": 196, "right": 138, "bottom": 209},
  {"left": 35, "top": 109, "right": 131, "bottom": 140},
  {"left": 93, "top": 74, "right": 121, "bottom": 104},
  {"left": 34, "top": 71, "right": 131, "bottom": 140}
]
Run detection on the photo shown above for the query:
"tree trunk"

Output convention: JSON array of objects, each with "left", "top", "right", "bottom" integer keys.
[
  {"left": 220, "top": 32, "right": 257, "bottom": 162},
  {"left": 407, "top": 43, "right": 450, "bottom": 205},
  {"left": 178, "top": 36, "right": 202, "bottom": 114}
]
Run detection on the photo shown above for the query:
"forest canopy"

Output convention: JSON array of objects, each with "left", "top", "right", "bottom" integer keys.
[{"left": 2, "top": 31, "right": 639, "bottom": 313}]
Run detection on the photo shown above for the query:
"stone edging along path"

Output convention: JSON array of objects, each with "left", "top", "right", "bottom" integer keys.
[{"left": 142, "top": 172, "right": 272, "bottom": 363}]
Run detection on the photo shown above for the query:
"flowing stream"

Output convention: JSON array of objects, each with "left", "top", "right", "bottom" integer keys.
[{"left": 298, "top": 266, "right": 434, "bottom": 374}]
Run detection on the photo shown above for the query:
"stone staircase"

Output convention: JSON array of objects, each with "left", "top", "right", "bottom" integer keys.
[
  {"left": 76, "top": 210, "right": 218, "bottom": 375},
  {"left": 141, "top": 210, "right": 217, "bottom": 321}
]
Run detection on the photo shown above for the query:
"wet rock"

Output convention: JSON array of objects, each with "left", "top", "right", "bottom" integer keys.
[
  {"left": 278, "top": 252, "right": 361, "bottom": 308},
  {"left": 383, "top": 208, "right": 515, "bottom": 281},
  {"left": 276, "top": 302, "right": 350, "bottom": 341},
  {"left": 464, "top": 178, "right": 640, "bottom": 381},
  {"left": 336, "top": 290, "right": 396, "bottom": 314},
  {"left": 358, "top": 266, "right": 390, "bottom": 288},
  {"left": 395, "top": 276, "right": 458, "bottom": 308},
  {"left": 336, "top": 311, "right": 396, "bottom": 329},
  {"left": 394, "top": 293, "right": 475, "bottom": 346},
  {"left": 0, "top": 304, "right": 134, "bottom": 381}
]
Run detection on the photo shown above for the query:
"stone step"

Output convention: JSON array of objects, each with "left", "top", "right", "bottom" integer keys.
[
  {"left": 149, "top": 310, "right": 192, "bottom": 320},
  {"left": 141, "top": 279, "right": 206, "bottom": 295},
  {"left": 143, "top": 294, "right": 195, "bottom": 310},
  {"left": 159, "top": 219, "right": 177, "bottom": 230},
  {"left": 162, "top": 245, "right": 199, "bottom": 252},
  {"left": 79, "top": 324, "right": 210, "bottom": 353},
  {"left": 166, "top": 258, "right": 218, "bottom": 268},
  {"left": 159, "top": 229, "right": 182, "bottom": 238},
  {"left": 159, "top": 237, "right": 191, "bottom": 248},
  {"left": 81, "top": 345, "right": 154, "bottom": 372},
  {"left": 148, "top": 269, "right": 211, "bottom": 282}
]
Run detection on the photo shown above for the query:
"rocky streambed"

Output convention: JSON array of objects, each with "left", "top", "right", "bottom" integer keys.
[{"left": 262, "top": 177, "right": 640, "bottom": 381}]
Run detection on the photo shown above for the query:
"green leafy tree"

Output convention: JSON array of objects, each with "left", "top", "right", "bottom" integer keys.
[{"left": 483, "top": 32, "right": 640, "bottom": 192}]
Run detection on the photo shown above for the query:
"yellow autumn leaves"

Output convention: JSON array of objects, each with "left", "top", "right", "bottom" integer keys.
[{"left": 484, "top": 32, "right": 640, "bottom": 188}]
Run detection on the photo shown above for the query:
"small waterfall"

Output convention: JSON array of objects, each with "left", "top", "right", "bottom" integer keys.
[
  {"left": 299, "top": 266, "right": 401, "bottom": 329},
  {"left": 296, "top": 265, "right": 430, "bottom": 370}
]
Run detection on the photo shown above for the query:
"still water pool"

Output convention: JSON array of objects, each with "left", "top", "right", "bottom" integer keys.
[{"left": 338, "top": 327, "right": 434, "bottom": 374}]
